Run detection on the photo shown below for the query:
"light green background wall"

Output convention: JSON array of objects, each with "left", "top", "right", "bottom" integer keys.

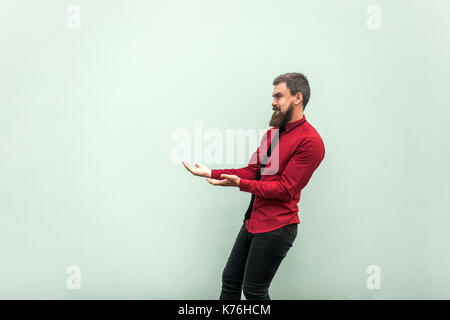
[{"left": 0, "top": 0, "right": 449, "bottom": 299}]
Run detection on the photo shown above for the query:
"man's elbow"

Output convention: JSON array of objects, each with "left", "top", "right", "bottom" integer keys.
[{"left": 275, "top": 184, "right": 293, "bottom": 202}]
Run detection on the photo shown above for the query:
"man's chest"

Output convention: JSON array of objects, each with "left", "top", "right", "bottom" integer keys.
[{"left": 260, "top": 133, "right": 300, "bottom": 178}]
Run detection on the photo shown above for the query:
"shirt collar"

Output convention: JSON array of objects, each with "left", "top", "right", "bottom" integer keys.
[{"left": 282, "top": 114, "right": 306, "bottom": 133}]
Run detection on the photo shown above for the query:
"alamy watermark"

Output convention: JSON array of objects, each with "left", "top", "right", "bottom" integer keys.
[
  {"left": 66, "top": 5, "right": 81, "bottom": 30},
  {"left": 171, "top": 120, "right": 282, "bottom": 174},
  {"left": 366, "top": 5, "right": 381, "bottom": 30},
  {"left": 366, "top": 264, "right": 381, "bottom": 290},
  {"left": 66, "top": 265, "right": 81, "bottom": 290}
]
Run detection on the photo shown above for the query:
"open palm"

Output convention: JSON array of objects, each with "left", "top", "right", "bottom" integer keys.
[{"left": 182, "top": 161, "right": 211, "bottom": 178}]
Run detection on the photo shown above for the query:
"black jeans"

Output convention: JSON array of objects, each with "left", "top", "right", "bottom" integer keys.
[{"left": 219, "top": 222, "right": 298, "bottom": 300}]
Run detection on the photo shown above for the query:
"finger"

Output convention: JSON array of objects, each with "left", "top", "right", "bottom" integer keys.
[
  {"left": 206, "top": 178, "right": 228, "bottom": 185},
  {"left": 210, "top": 179, "right": 226, "bottom": 185},
  {"left": 182, "top": 161, "right": 194, "bottom": 173},
  {"left": 220, "top": 174, "right": 236, "bottom": 182},
  {"left": 206, "top": 178, "right": 220, "bottom": 185},
  {"left": 206, "top": 178, "right": 222, "bottom": 185},
  {"left": 182, "top": 161, "right": 190, "bottom": 170}
]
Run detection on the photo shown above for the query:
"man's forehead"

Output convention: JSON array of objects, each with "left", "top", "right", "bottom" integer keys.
[{"left": 272, "top": 82, "right": 288, "bottom": 96}]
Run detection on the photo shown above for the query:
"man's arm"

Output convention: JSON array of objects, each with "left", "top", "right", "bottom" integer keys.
[
  {"left": 238, "top": 137, "right": 325, "bottom": 201},
  {"left": 210, "top": 147, "right": 261, "bottom": 180},
  {"left": 210, "top": 129, "right": 271, "bottom": 180}
]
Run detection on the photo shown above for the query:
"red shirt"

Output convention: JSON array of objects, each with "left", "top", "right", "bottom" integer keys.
[{"left": 211, "top": 114, "right": 325, "bottom": 233}]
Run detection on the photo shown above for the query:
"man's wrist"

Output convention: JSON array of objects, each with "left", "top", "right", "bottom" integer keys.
[{"left": 239, "top": 179, "right": 252, "bottom": 193}]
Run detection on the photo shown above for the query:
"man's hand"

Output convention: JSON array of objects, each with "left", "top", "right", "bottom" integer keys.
[
  {"left": 182, "top": 161, "right": 212, "bottom": 178},
  {"left": 206, "top": 174, "right": 240, "bottom": 187}
]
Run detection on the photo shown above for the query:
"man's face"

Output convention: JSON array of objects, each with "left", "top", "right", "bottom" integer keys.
[{"left": 269, "top": 82, "right": 295, "bottom": 128}]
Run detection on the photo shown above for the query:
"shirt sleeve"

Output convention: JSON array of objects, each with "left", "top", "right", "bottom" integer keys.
[
  {"left": 210, "top": 129, "right": 270, "bottom": 180},
  {"left": 238, "top": 137, "right": 325, "bottom": 201},
  {"left": 210, "top": 147, "right": 261, "bottom": 180}
]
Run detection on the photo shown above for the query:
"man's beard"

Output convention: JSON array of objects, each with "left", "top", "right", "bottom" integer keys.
[{"left": 269, "top": 102, "right": 294, "bottom": 128}]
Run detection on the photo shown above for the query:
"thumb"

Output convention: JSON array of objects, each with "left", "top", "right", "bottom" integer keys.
[{"left": 195, "top": 163, "right": 199, "bottom": 167}]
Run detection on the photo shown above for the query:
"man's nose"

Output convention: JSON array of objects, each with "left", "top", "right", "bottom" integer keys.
[{"left": 272, "top": 100, "right": 277, "bottom": 107}]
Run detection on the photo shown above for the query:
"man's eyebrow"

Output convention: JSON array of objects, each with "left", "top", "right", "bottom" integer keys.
[{"left": 272, "top": 92, "right": 282, "bottom": 97}]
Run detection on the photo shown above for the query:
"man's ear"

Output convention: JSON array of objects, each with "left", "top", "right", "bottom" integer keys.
[{"left": 296, "top": 92, "right": 303, "bottom": 105}]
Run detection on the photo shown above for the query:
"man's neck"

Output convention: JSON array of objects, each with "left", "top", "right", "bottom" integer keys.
[{"left": 287, "top": 111, "right": 304, "bottom": 124}]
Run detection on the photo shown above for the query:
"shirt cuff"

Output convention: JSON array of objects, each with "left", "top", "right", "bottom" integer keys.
[
  {"left": 239, "top": 178, "right": 253, "bottom": 193},
  {"left": 210, "top": 169, "right": 223, "bottom": 180}
]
